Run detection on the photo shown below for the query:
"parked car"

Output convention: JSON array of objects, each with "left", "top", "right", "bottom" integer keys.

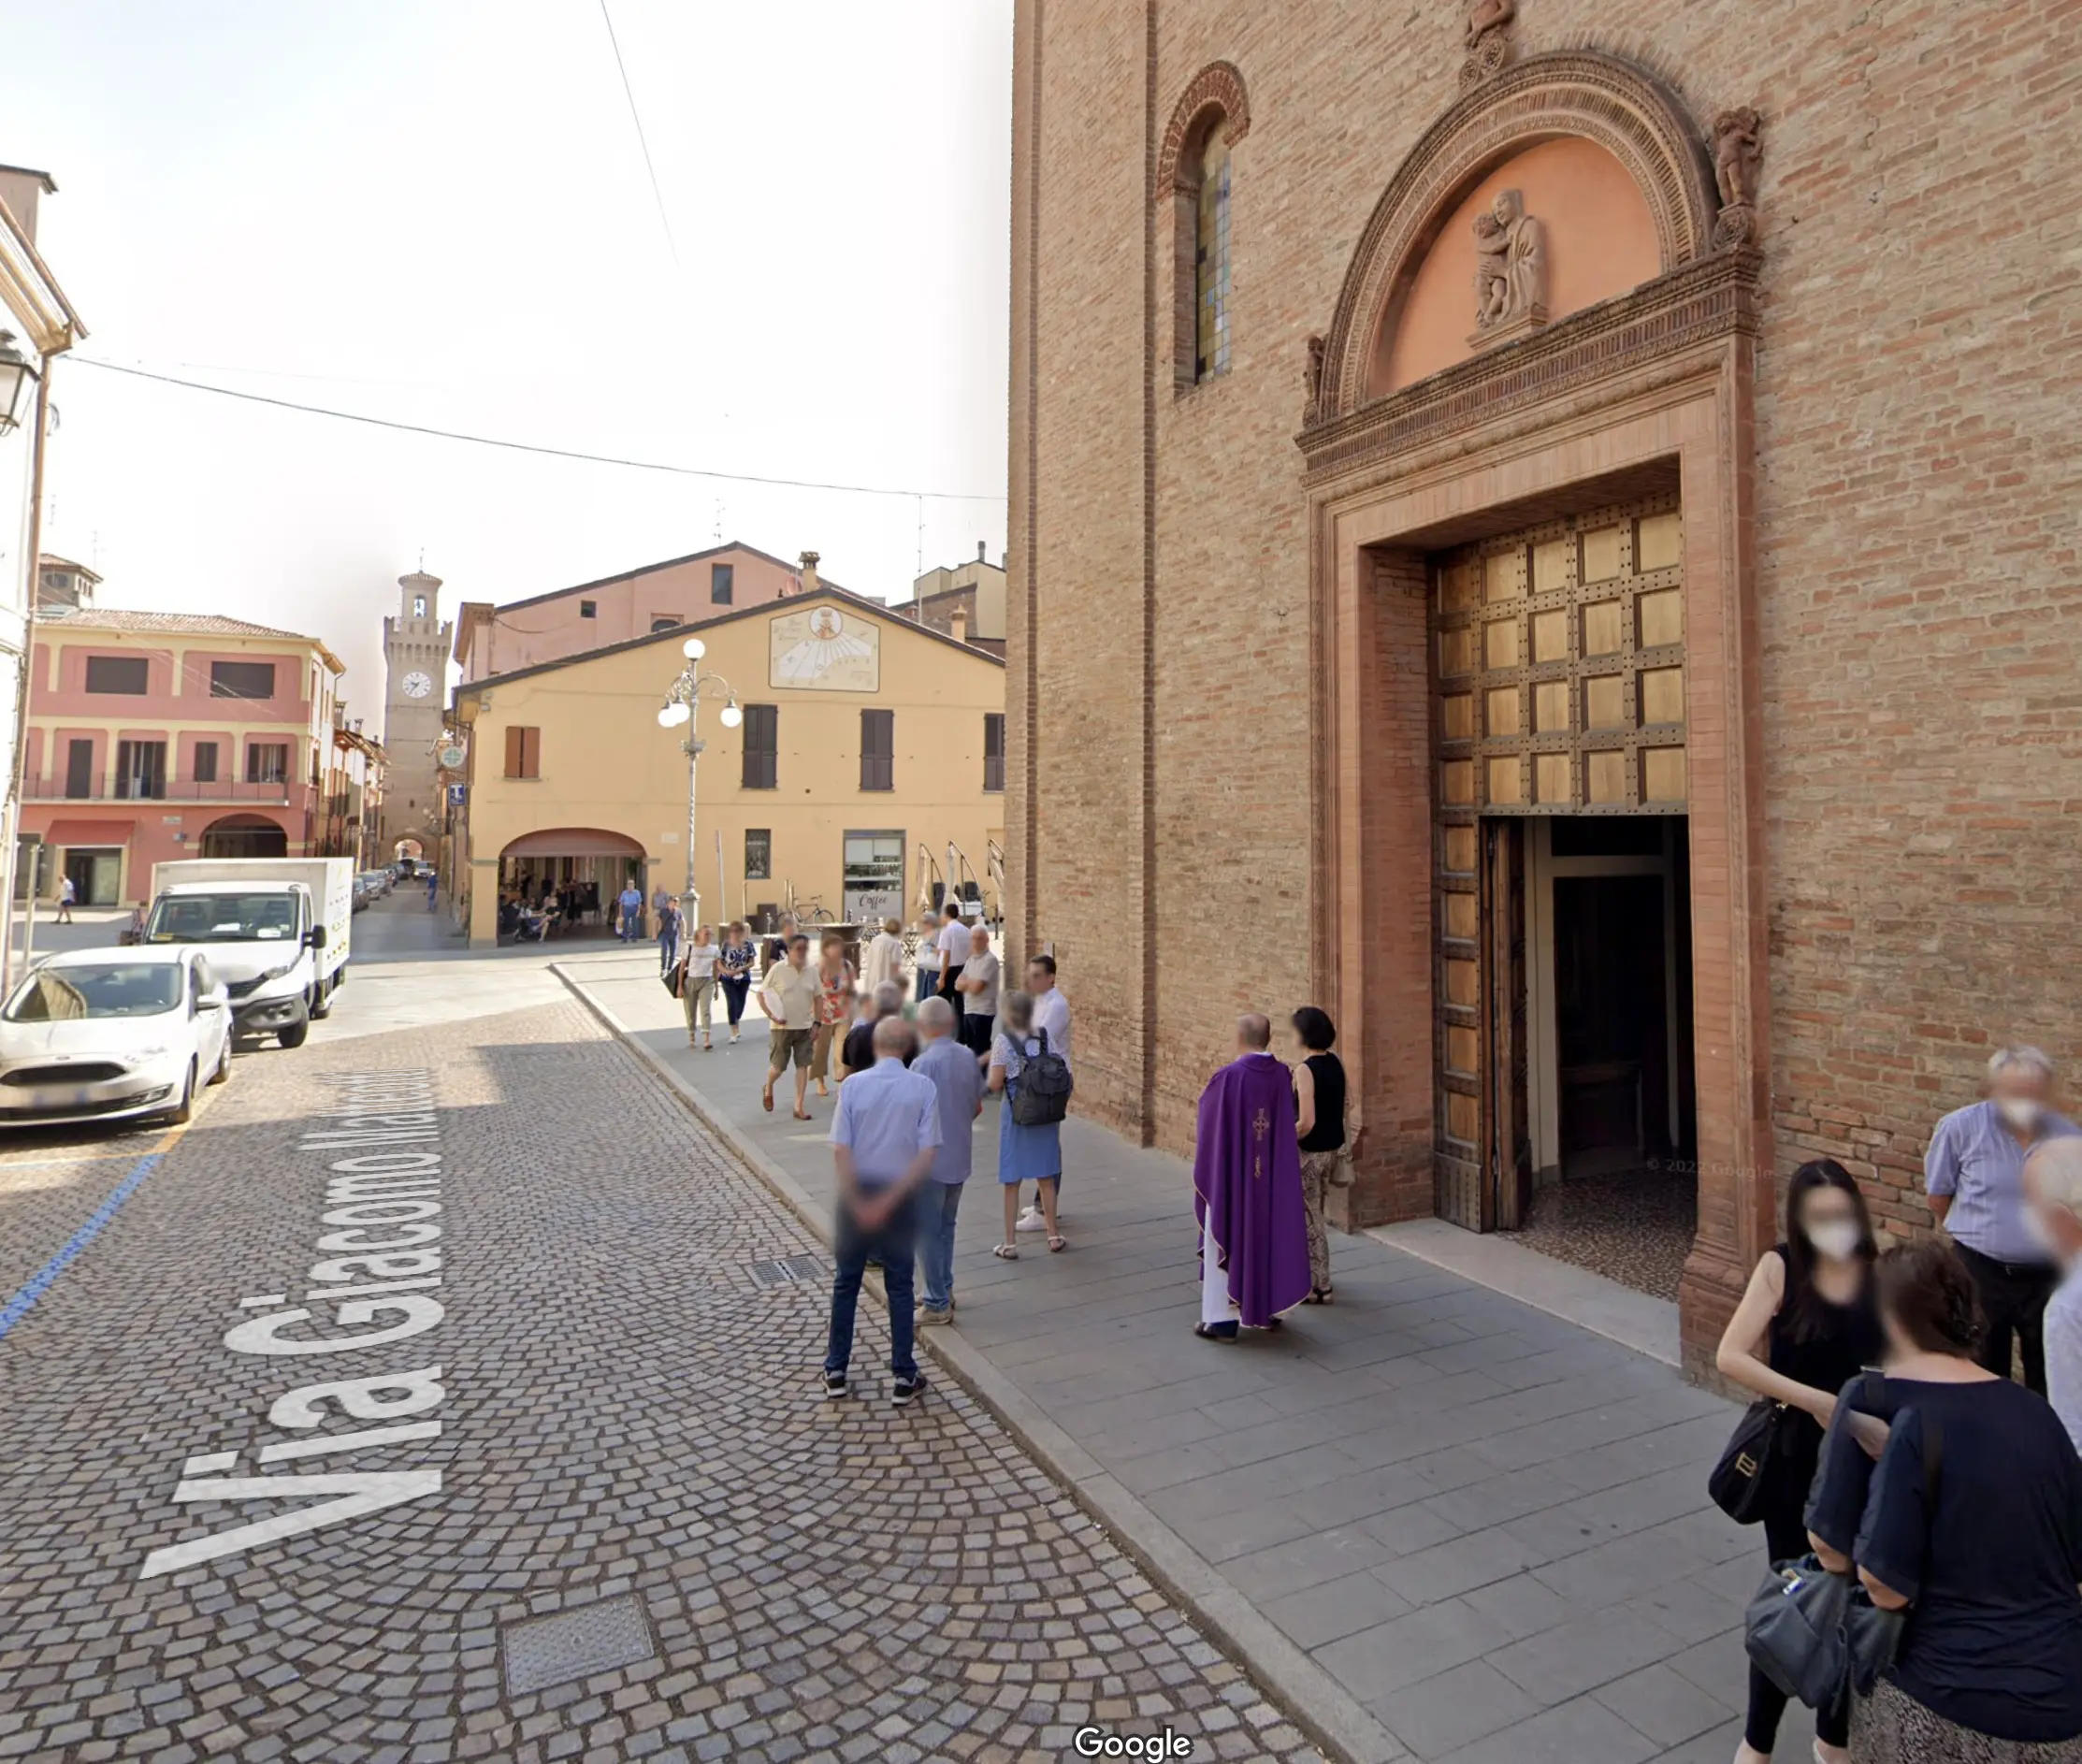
[{"left": 0, "top": 947, "right": 231, "bottom": 1127}]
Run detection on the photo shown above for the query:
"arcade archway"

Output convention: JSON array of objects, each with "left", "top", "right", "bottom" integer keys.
[{"left": 200, "top": 815, "right": 289, "bottom": 860}]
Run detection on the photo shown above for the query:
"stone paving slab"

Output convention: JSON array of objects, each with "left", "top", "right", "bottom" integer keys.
[
  {"left": 563, "top": 949, "right": 1816, "bottom": 1763},
  {"left": 0, "top": 976, "right": 1321, "bottom": 1764}
]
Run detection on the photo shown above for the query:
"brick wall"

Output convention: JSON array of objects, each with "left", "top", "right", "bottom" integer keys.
[{"left": 1017, "top": 0, "right": 2082, "bottom": 1237}]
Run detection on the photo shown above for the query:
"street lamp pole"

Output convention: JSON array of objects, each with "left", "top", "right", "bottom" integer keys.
[{"left": 658, "top": 636, "right": 740, "bottom": 932}]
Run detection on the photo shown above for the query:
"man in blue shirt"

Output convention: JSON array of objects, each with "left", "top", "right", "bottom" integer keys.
[
  {"left": 825, "top": 1016, "right": 940, "bottom": 1404},
  {"left": 616, "top": 883, "right": 643, "bottom": 943},
  {"left": 912, "top": 997, "right": 984, "bottom": 1326},
  {"left": 1926, "top": 1044, "right": 2079, "bottom": 1394}
]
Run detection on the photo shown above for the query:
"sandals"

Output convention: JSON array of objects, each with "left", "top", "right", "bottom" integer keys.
[
  {"left": 761, "top": 1084, "right": 774, "bottom": 1113},
  {"left": 992, "top": 1243, "right": 1019, "bottom": 1260},
  {"left": 793, "top": 1109, "right": 813, "bottom": 1121},
  {"left": 1048, "top": 1236, "right": 1066, "bottom": 1253},
  {"left": 1303, "top": 1287, "right": 1334, "bottom": 1305}
]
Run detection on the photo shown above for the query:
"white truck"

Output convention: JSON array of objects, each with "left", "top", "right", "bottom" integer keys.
[{"left": 141, "top": 859, "right": 354, "bottom": 1048}]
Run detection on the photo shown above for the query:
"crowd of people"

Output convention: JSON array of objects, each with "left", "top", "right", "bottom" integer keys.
[
  {"left": 657, "top": 907, "right": 2081, "bottom": 1763},
  {"left": 1714, "top": 1046, "right": 2082, "bottom": 1762}
]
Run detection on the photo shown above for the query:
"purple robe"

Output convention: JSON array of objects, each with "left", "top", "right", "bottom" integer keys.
[{"left": 1193, "top": 1053, "right": 1313, "bottom": 1327}]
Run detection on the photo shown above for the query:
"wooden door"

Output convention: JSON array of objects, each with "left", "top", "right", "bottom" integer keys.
[{"left": 1486, "top": 821, "right": 1532, "bottom": 1229}]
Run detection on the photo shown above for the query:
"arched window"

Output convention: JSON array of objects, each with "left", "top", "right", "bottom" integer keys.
[
  {"left": 1195, "top": 134, "right": 1233, "bottom": 382},
  {"left": 1158, "top": 62, "right": 1250, "bottom": 393}
]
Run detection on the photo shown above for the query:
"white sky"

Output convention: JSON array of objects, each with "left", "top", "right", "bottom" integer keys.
[{"left": 1, "top": 0, "right": 1013, "bottom": 717}]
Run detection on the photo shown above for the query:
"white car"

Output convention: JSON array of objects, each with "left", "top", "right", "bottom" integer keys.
[{"left": 0, "top": 947, "right": 232, "bottom": 1128}]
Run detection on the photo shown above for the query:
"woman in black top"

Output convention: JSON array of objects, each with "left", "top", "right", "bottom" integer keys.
[
  {"left": 1291, "top": 1007, "right": 1350, "bottom": 1305},
  {"left": 1807, "top": 1239, "right": 2082, "bottom": 1761},
  {"left": 1715, "top": 1158, "right": 1881, "bottom": 1763}
]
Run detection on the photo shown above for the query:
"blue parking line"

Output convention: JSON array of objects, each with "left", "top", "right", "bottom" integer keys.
[{"left": 0, "top": 1151, "right": 165, "bottom": 1341}]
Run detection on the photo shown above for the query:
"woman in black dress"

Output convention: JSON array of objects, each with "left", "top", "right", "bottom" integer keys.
[{"left": 1715, "top": 1158, "right": 1882, "bottom": 1763}]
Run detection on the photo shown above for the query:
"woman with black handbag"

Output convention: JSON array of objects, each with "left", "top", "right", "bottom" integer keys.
[{"left": 1715, "top": 1159, "right": 1882, "bottom": 1763}]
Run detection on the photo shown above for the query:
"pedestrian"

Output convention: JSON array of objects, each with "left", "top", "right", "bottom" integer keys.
[
  {"left": 914, "top": 909, "right": 943, "bottom": 1005},
  {"left": 1804, "top": 1238, "right": 2082, "bottom": 1760},
  {"left": 823, "top": 1015, "right": 939, "bottom": 1407},
  {"left": 955, "top": 922, "right": 1001, "bottom": 1058},
  {"left": 1713, "top": 1159, "right": 1880, "bottom": 1764},
  {"left": 1290, "top": 1006, "right": 1351, "bottom": 1305},
  {"left": 913, "top": 996, "right": 983, "bottom": 1326},
  {"left": 56, "top": 873, "right": 74, "bottom": 924},
  {"left": 988, "top": 990, "right": 1064, "bottom": 1257},
  {"left": 651, "top": 884, "right": 670, "bottom": 931},
  {"left": 935, "top": 906, "right": 969, "bottom": 1000},
  {"left": 716, "top": 921, "right": 755, "bottom": 1044},
  {"left": 658, "top": 894, "right": 684, "bottom": 975},
  {"left": 1925, "top": 1045, "right": 2078, "bottom": 1393},
  {"left": 616, "top": 879, "right": 643, "bottom": 942},
  {"left": 2025, "top": 1136, "right": 2082, "bottom": 1454},
  {"left": 842, "top": 981, "right": 909, "bottom": 1078},
  {"left": 1015, "top": 955, "right": 1073, "bottom": 1236},
  {"left": 425, "top": 868, "right": 439, "bottom": 912},
  {"left": 681, "top": 923, "right": 719, "bottom": 1050},
  {"left": 809, "top": 933, "right": 856, "bottom": 1099},
  {"left": 759, "top": 934, "right": 818, "bottom": 1120},
  {"left": 861, "top": 916, "right": 906, "bottom": 993},
  {"left": 1192, "top": 1014, "right": 1312, "bottom": 1340}
]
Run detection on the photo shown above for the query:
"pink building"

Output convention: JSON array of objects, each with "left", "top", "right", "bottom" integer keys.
[
  {"left": 451, "top": 541, "right": 812, "bottom": 681},
  {"left": 20, "top": 602, "right": 349, "bottom": 904}
]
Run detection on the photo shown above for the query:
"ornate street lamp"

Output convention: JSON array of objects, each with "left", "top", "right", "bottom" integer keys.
[
  {"left": 0, "top": 333, "right": 38, "bottom": 436},
  {"left": 658, "top": 635, "right": 741, "bottom": 924}
]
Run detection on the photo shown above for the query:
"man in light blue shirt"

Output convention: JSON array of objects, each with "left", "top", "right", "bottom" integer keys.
[
  {"left": 1926, "top": 1044, "right": 2078, "bottom": 1394},
  {"left": 912, "top": 997, "right": 984, "bottom": 1325},
  {"left": 2023, "top": 1137, "right": 2082, "bottom": 1454},
  {"left": 825, "top": 1017, "right": 940, "bottom": 1405}
]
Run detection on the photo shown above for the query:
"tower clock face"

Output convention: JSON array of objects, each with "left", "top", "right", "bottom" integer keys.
[{"left": 401, "top": 671, "right": 433, "bottom": 700}]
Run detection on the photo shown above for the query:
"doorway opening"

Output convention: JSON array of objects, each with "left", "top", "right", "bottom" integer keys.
[
  {"left": 200, "top": 815, "right": 289, "bottom": 860},
  {"left": 1504, "top": 814, "right": 1697, "bottom": 1298},
  {"left": 63, "top": 847, "right": 123, "bottom": 907}
]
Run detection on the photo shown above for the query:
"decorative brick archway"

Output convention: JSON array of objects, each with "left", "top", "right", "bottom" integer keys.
[
  {"left": 1153, "top": 60, "right": 1251, "bottom": 198},
  {"left": 1301, "top": 51, "right": 1768, "bottom": 1379}
]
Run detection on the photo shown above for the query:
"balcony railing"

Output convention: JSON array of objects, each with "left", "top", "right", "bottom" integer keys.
[{"left": 25, "top": 777, "right": 300, "bottom": 804}]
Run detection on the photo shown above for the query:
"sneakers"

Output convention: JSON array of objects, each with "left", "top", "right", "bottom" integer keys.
[
  {"left": 892, "top": 1372, "right": 928, "bottom": 1407},
  {"left": 823, "top": 1369, "right": 848, "bottom": 1399},
  {"left": 1015, "top": 1206, "right": 1047, "bottom": 1233},
  {"left": 917, "top": 1306, "right": 954, "bottom": 1327}
]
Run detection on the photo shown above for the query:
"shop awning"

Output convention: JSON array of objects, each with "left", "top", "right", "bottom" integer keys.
[
  {"left": 499, "top": 828, "right": 645, "bottom": 860},
  {"left": 43, "top": 819, "right": 134, "bottom": 847}
]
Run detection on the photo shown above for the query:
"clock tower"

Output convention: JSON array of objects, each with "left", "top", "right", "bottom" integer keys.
[{"left": 380, "top": 569, "right": 452, "bottom": 863}]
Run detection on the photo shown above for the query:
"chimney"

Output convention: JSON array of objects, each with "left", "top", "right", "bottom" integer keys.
[
  {"left": 798, "top": 550, "right": 820, "bottom": 595},
  {"left": 976, "top": 540, "right": 987, "bottom": 562},
  {"left": 950, "top": 608, "right": 968, "bottom": 646},
  {"left": 0, "top": 166, "right": 56, "bottom": 246}
]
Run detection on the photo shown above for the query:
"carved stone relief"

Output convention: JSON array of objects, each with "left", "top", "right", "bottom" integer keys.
[
  {"left": 1469, "top": 188, "right": 1548, "bottom": 349},
  {"left": 1302, "top": 333, "right": 1327, "bottom": 426},
  {"left": 1461, "top": 0, "right": 1516, "bottom": 89},
  {"left": 1710, "top": 108, "right": 1763, "bottom": 249}
]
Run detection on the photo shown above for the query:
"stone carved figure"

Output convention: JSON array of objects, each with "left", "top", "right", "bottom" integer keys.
[
  {"left": 1474, "top": 189, "right": 1546, "bottom": 331},
  {"left": 1460, "top": 0, "right": 1515, "bottom": 86},
  {"left": 1465, "top": 0, "right": 1515, "bottom": 47},
  {"left": 1713, "top": 108, "right": 1763, "bottom": 207},
  {"left": 1302, "top": 333, "right": 1326, "bottom": 424},
  {"left": 1710, "top": 108, "right": 1764, "bottom": 248}
]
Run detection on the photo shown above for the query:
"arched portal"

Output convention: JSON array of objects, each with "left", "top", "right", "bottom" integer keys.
[
  {"left": 496, "top": 828, "right": 648, "bottom": 941},
  {"left": 200, "top": 815, "right": 289, "bottom": 860},
  {"left": 394, "top": 838, "right": 425, "bottom": 863}
]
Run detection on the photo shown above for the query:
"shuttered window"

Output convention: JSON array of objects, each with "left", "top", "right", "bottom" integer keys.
[
  {"left": 742, "top": 704, "right": 778, "bottom": 789},
  {"left": 860, "top": 709, "right": 893, "bottom": 792},
  {"left": 984, "top": 713, "right": 1005, "bottom": 792},
  {"left": 503, "top": 726, "right": 542, "bottom": 779}
]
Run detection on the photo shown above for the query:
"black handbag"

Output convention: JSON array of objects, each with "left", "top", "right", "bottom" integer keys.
[
  {"left": 1744, "top": 1554, "right": 1852, "bottom": 1708},
  {"left": 1709, "top": 1397, "right": 1787, "bottom": 1524},
  {"left": 662, "top": 962, "right": 686, "bottom": 1000}
]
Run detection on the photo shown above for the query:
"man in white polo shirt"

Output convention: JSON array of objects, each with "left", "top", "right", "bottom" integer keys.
[{"left": 934, "top": 905, "right": 970, "bottom": 1003}]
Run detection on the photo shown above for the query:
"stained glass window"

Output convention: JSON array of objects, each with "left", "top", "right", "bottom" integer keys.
[{"left": 1195, "top": 134, "right": 1232, "bottom": 382}]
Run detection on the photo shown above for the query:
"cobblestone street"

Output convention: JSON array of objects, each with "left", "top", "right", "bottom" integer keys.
[{"left": 0, "top": 918, "right": 1318, "bottom": 1764}]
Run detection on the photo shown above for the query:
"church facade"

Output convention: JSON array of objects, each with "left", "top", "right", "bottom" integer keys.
[{"left": 1005, "top": 0, "right": 2081, "bottom": 1371}]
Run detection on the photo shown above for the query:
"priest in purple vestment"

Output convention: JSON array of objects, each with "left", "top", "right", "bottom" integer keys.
[{"left": 1192, "top": 1015, "right": 1313, "bottom": 1338}]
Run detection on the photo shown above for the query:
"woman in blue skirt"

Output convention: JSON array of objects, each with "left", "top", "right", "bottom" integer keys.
[{"left": 989, "top": 990, "right": 1063, "bottom": 1256}]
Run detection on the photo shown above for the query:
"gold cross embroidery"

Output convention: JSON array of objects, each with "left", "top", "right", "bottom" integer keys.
[{"left": 1251, "top": 1106, "right": 1269, "bottom": 1179}]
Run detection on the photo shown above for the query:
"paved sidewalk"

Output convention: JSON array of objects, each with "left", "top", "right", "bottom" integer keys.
[{"left": 562, "top": 951, "right": 1813, "bottom": 1764}]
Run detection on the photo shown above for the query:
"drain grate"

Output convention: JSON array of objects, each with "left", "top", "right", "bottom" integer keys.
[
  {"left": 748, "top": 1253, "right": 826, "bottom": 1290},
  {"left": 502, "top": 1594, "right": 657, "bottom": 1697}
]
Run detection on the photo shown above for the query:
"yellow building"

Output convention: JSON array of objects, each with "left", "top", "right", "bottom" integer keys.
[{"left": 451, "top": 581, "right": 1006, "bottom": 945}]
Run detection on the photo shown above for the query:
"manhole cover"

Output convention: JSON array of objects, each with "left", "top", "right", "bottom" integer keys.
[
  {"left": 748, "top": 1253, "right": 825, "bottom": 1289},
  {"left": 502, "top": 1595, "right": 657, "bottom": 1697}
]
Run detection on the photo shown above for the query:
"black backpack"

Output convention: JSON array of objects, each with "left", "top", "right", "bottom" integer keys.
[{"left": 1010, "top": 1027, "right": 1074, "bottom": 1127}]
